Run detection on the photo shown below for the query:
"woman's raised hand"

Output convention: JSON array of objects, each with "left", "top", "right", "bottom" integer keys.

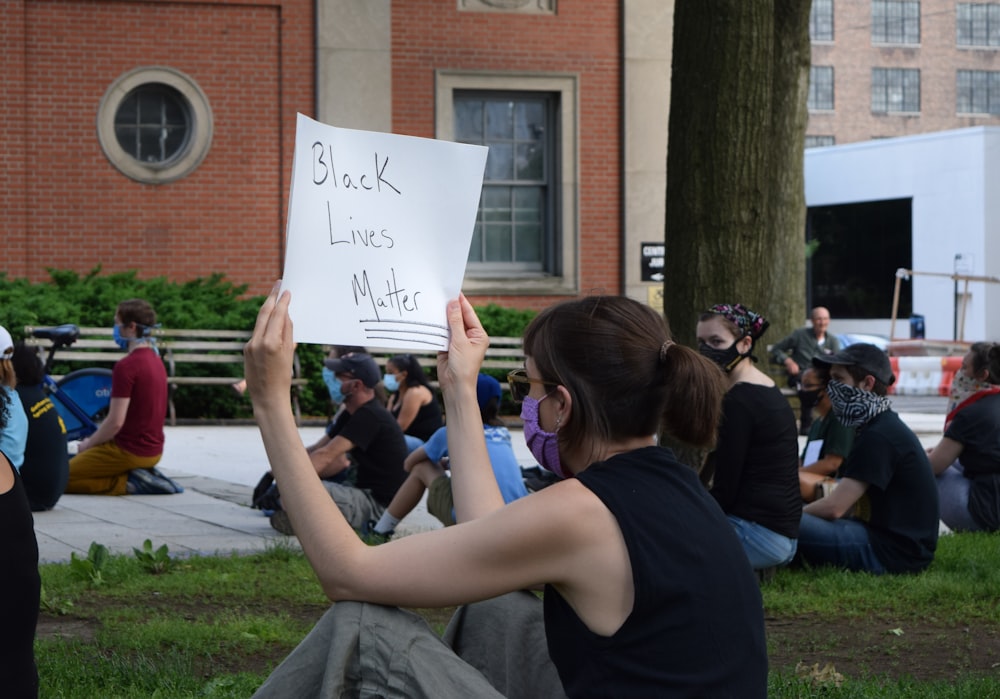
[
  {"left": 244, "top": 282, "right": 295, "bottom": 410},
  {"left": 438, "top": 294, "right": 489, "bottom": 396}
]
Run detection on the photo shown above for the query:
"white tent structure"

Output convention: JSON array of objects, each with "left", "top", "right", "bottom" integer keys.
[{"left": 805, "top": 126, "right": 1000, "bottom": 343}]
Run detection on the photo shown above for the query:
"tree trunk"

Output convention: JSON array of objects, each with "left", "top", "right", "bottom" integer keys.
[
  {"left": 663, "top": 0, "right": 811, "bottom": 346},
  {"left": 661, "top": 0, "right": 811, "bottom": 466}
]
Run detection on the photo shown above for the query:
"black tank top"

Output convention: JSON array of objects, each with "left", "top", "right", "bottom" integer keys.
[
  {"left": 543, "top": 447, "right": 768, "bottom": 697},
  {"left": 0, "top": 453, "right": 40, "bottom": 697}
]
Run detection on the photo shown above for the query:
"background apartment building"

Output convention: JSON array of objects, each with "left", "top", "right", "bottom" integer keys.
[{"left": 806, "top": 0, "right": 1000, "bottom": 146}]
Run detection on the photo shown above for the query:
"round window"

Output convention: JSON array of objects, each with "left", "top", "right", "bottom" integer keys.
[{"left": 98, "top": 67, "right": 213, "bottom": 184}]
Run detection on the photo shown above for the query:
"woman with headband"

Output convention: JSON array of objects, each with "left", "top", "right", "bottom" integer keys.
[{"left": 697, "top": 303, "right": 802, "bottom": 571}]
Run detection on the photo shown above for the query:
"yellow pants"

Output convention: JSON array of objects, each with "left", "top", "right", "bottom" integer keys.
[{"left": 66, "top": 441, "right": 162, "bottom": 496}]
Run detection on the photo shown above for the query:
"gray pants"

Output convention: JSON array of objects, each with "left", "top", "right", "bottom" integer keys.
[
  {"left": 252, "top": 591, "right": 567, "bottom": 699},
  {"left": 321, "top": 481, "right": 384, "bottom": 531}
]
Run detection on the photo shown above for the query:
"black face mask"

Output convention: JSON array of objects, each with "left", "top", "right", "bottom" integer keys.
[
  {"left": 799, "top": 388, "right": 822, "bottom": 402},
  {"left": 698, "top": 342, "right": 745, "bottom": 373}
]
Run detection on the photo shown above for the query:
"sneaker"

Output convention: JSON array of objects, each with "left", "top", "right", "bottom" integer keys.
[
  {"left": 269, "top": 510, "right": 296, "bottom": 536},
  {"left": 362, "top": 519, "right": 393, "bottom": 544},
  {"left": 127, "top": 468, "right": 184, "bottom": 495}
]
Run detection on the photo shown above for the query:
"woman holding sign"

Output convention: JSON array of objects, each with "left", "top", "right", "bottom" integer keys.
[{"left": 245, "top": 286, "right": 767, "bottom": 698}]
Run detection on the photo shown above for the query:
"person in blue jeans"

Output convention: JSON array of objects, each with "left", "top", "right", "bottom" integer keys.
[
  {"left": 798, "top": 343, "right": 939, "bottom": 574},
  {"left": 697, "top": 304, "right": 801, "bottom": 570}
]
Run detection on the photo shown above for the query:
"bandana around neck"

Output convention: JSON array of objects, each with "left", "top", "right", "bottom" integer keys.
[{"left": 826, "top": 380, "right": 892, "bottom": 428}]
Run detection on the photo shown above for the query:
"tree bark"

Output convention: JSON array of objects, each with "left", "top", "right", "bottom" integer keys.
[
  {"left": 663, "top": 0, "right": 811, "bottom": 346},
  {"left": 661, "top": 0, "right": 812, "bottom": 466}
]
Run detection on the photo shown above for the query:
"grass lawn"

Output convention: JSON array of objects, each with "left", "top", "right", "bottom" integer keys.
[{"left": 34, "top": 532, "right": 1000, "bottom": 698}]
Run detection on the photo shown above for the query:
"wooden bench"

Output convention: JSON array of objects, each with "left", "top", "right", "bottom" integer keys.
[{"left": 24, "top": 325, "right": 308, "bottom": 426}]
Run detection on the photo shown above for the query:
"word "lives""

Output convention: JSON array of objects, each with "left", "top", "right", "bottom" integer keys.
[{"left": 327, "top": 206, "right": 394, "bottom": 248}]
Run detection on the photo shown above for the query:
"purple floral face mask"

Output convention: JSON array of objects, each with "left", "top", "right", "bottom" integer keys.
[{"left": 520, "top": 394, "right": 568, "bottom": 479}]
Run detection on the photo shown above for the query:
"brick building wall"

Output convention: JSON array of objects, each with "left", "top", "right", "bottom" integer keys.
[
  {"left": 2, "top": 0, "right": 314, "bottom": 298},
  {"left": 808, "top": 0, "right": 1000, "bottom": 145},
  {"left": 390, "top": 0, "right": 623, "bottom": 311}
]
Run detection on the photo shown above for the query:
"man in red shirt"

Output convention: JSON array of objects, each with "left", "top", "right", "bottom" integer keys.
[{"left": 66, "top": 298, "right": 177, "bottom": 495}]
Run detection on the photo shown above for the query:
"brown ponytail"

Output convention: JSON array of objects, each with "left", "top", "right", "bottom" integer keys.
[{"left": 523, "top": 296, "right": 725, "bottom": 454}]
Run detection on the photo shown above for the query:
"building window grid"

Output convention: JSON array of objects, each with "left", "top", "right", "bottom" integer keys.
[
  {"left": 114, "top": 84, "right": 191, "bottom": 165},
  {"left": 454, "top": 93, "right": 554, "bottom": 272},
  {"left": 871, "top": 68, "right": 921, "bottom": 113},
  {"left": 957, "top": 69, "right": 1000, "bottom": 113},
  {"left": 808, "top": 66, "right": 835, "bottom": 111},
  {"left": 805, "top": 135, "right": 836, "bottom": 148},
  {"left": 810, "top": 0, "right": 834, "bottom": 41},
  {"left": 957, "top": 3, "right": 1000, "bottom": 47},
  {"left": 872, "top": 0, "right": 920, "bottom": 44}
]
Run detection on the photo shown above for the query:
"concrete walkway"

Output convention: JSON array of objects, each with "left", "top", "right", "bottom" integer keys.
[{"left": 32, "top": 399, "right": 948, "bottom": 564}]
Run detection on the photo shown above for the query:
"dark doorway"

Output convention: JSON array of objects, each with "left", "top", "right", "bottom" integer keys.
[{"left": 806, "top": 198, "right": 912, "bottom": 319}]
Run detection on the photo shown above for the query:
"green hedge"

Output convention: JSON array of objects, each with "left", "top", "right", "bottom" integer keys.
[{"left": 0, "top": 269, "right": 535, "bottom": 420}]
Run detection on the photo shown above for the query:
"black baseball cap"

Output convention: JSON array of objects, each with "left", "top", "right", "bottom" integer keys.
[
  {"left": 324, "top": 353, "right": 380, "bottom": 388},
  {"left": 812, "top": 343, "right": 895, "bottom": 386}
]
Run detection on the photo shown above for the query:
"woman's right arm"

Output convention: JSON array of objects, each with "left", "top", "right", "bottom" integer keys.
[{"left": 437, "top": 295, "right": 506, "bottom": 522}]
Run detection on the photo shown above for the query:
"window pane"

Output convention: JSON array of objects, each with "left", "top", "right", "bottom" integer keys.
[
  {"left": 515, "top": 223, "right": 543, "bottom": 263},
  {"left": 515, "top": 101, "right": 544, "bottom": 140},
  {"left": 516, "top": 143, "right": 544, "bottom": 180},
  {"left": 485, "top": 144, "right": 514, "bottom": 181},
  {"left": 139, "top": 128, "right": 162, "bottom": 162},
  {"left": 484, "top": 223, "right": 513, "bottom": 262},
  {"left": 482, "top": 186, "right": 511, "bottom": 222},
  {"left": 163, "top": 97, "right": 186, "bottom": 125},
  {"left": 117, "top": 95, "right": 137, "bottom": 124},
  {"left": 485, "top": 101, "right": 513, "bottom": 140},
  {"left": 454, "top": 100, "right": 483, "bottom": 141},
  {"left": 114, "top": 125, "right": 137, "bottom": 154}
]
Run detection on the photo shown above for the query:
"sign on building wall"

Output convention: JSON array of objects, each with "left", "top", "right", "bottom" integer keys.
[
  {"left": 641, "top": 242, "right": 665, "bottom": 282},
  {"left": 281, "top": 114, "right": 487, "bottom": 350}
]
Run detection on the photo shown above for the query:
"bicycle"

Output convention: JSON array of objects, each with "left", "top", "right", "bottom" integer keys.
[{"left": 28, "top": 324, "right": 113, "bottom": 442}]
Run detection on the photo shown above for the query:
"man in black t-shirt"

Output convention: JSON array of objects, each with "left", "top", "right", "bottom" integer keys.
[
  {"left": 796, "top": 344, "right": 939, "bottom": 574},
  {"left": 269, "top": 353, "right": 408, "bottom": 534}
]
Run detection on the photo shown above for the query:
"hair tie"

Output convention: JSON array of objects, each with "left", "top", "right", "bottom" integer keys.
[{"left": 660, "top": 340, "right": 675, "bottom": 362}]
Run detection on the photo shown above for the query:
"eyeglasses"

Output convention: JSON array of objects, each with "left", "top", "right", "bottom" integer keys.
[{"left": 507, "top": 369, "right": 558, "bottom": 403}]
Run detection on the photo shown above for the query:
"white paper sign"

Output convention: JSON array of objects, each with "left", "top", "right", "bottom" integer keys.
[
  {"left": 803, "top": 439, "right": 824, "bottom": 468},
  {"left": 281, "top": 114, "right": 488, "bottom": 350}
]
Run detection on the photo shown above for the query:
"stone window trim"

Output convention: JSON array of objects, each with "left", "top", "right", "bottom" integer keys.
[
  {"left": 97, "top": 66, "right": 213, "bottom": 184},
  {"left": 436, "top": 70, "right": 579, "bottom": 297}
]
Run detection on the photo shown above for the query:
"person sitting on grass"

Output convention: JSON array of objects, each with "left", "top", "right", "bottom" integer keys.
[
  {"left": 11, "top": 342, "right": 70, "bottom": 511},
  {"left": 0, "top": 325, "right": 28, "bottom": 473},
  {"left": 369, "top": 373, "right": 528, "bottom": 538},
  {"left": 65, "top": 299, "right": 181, "bottom": 496},
  {"left": 927, "top": 342, "right": 1000, "bottom": 532},
  {"left": 268, "top": 352, "right": 409, "bottom": 536},
  {"left": 798, "top": 367, "right": 855, "bottom": 502},
  {"left": 245, "top": 286, "right": 767, "bottom": 698},
  {"left": 796, "top": 343, "right": 939, "bottom": 575},
  {"left": 383, "top": 353, "right": 443, "bottom": 453},
  {"left": 0, "top": 368, "right": 40, "bottom": 698}
]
